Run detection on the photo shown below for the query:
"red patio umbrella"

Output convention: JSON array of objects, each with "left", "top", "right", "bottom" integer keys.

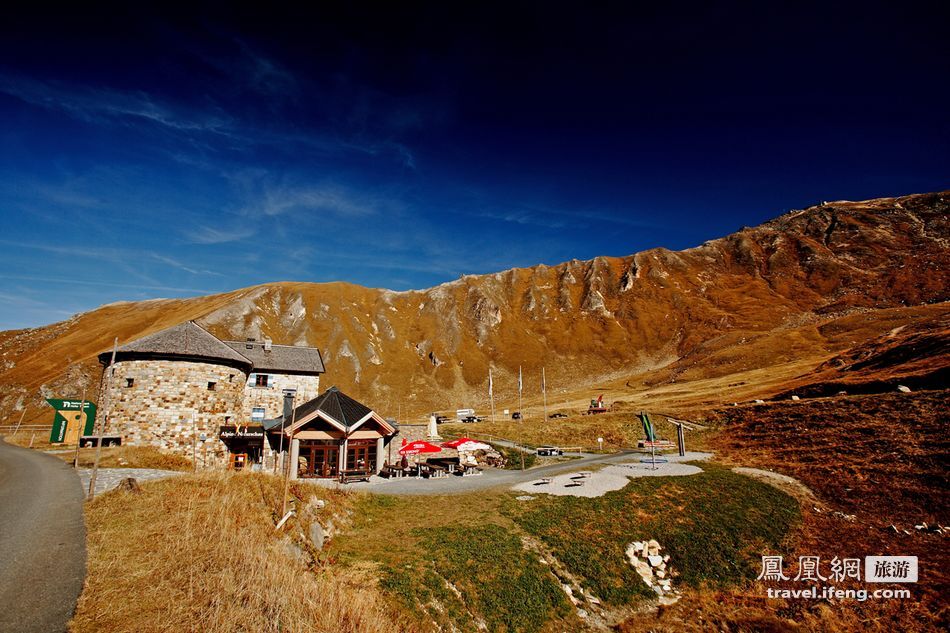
[
  {"left": 440, "top": 437, "right": 476, "bottom": 449},
  {"left": 398, "top": 440, "right": 443, "bottom": 455}
]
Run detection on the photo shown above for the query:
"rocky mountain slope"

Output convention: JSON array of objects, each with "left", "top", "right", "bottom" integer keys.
[{"left": 1, "top": 191, "right": 947, "bottom": 424}]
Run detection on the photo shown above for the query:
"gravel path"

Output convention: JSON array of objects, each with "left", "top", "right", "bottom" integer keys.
[
  {"left": 78, "top": 468, "right": 184, "bottom": 496},
  {"left": 512, "top": 456, "right": 706, "bottom": 498},
  {"left": 303, "top": 451, "right": 712, "bottom": 496}
]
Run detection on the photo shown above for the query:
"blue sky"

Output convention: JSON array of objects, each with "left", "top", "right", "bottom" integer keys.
[{"left": 0, "top": 2, "right": 947, "bottom": 330}]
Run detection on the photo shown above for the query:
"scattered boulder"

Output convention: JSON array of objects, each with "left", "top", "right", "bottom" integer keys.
[
  {"left": 305, "top": 497, "right": 326, "bottom": 516},
  {"left": 117, "top": 477, "right": 141, "bottom": 494},
  {"left": 790, "top": 395, "right": 800, "bottom": 401},
  {"left": 625, "top": 540, "right": 681, "bottom": 603},
  {"left": 281, "top": 537, "right": 307, "bottom": 563},
  {"left": 309, "top": 522, "right": 325, "bottom": 551},
  {"left": 897, "top": 385, "right": 912, "bottom": 393},
  {"left": 562, "top": 584, "right": 580, "bottom": 606}
]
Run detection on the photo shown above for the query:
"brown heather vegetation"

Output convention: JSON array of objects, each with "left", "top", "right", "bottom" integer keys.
[
  {"left": 58, "top": 445, "right": 194, "bottom": 470},
  {"left": 70, "top": 472, "right": 404, "bottom": 633},
  {"left": 618, "top": 390, "right": 949, "bottom": 632}
]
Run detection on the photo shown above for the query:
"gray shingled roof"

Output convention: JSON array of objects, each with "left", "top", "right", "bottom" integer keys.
[
  {"left": 223, "top": 340, "right": 325, "bottom": 374},
  {"left": 280, "top": 386, "right": 373, "bottom": 431},
  {"left": 102, "top": 321, "right": 252, "bottom": 368}
]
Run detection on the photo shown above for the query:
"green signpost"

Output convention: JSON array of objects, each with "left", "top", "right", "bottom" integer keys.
[{"left": 46, "top": 399, "right": 96, "bottom": 444}]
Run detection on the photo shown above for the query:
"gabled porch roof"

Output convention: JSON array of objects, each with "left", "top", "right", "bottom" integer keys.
[{"left": 278, "top": 386, "right": 396, "bottom": 437}]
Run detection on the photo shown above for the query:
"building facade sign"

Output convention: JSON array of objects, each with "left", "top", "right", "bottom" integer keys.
[{"left": 219, "top": 425, "right": 265, "bottom": 440}]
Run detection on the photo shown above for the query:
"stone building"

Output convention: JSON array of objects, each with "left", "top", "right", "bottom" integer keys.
[
  {"left": 222, "top": 338, "right": 324, "bottom": 423},
  {"left": 97, "top": 321, "right": 324, "bottom": 468}
]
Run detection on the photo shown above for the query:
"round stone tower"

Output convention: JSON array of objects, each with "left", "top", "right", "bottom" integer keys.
[{"left": 97, "top": 321, "right": 252, "bottom": 464}]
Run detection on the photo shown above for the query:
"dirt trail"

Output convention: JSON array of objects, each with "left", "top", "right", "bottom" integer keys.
[{"left": 731, "top": 466, "right": 821, "bottom": 507}]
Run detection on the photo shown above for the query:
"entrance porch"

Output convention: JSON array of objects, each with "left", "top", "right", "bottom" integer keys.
[{"left": 268, "top": 386, "right": 397, "bottom": 481}]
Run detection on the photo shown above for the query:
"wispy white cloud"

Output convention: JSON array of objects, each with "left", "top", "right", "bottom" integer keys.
[
  {"left": 462, "top": 196, "right": 665, "bottom": 230},
  {"left": 148, "top": 253, "right": 223, "bottom": 276},
  {"left": 0, "top": 75, "right": 235, "bottom": 136},
  {"left": 256, "top": 183, "right": 379, "bottom": 217},
  {"left": 0, "top": 71, "right": 419, "bottom": 171},
  {"left": 0, "top": 274, "right": 220, "bottom": 295},
  {"left": 188, "top": 225, "right": 256, "bottom": 244}
]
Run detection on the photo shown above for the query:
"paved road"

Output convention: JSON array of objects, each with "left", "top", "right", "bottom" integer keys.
[
  {"left": 0, "top": 438, "right": 86, "bottom": 633},
  {"left": 308, "top": 450, "right": 712, "bottom": 496}
]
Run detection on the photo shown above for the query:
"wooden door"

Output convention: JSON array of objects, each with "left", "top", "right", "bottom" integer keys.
[
  {"left": 302, "top": 444, "right": 338, "bottom": 478},
  {"left": 346, "top": 442, "right": 375, "bottom": 472}
]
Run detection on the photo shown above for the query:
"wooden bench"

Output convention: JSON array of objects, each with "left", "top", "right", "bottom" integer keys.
[{"left": 339, "top": 469, "right": 371, "bottom": 484}]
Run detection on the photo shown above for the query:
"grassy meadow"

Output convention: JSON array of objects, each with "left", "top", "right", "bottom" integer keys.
[{"left": 333, "top": 465, "right": 800, "bottom": 631}]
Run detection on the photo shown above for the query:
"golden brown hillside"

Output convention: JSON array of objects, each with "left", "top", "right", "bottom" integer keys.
[{"left": 1, "top": 191, "right": 947, "bottom": 426}]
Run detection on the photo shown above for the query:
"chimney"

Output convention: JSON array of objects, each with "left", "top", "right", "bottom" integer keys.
[
  {"left": 264, "top": 339, "right": 272, "bottom": 352},
  {"left": 245, "top": 337, "right": 255, "bottom": 350},
  {"left": 282, "top": 392, "right": 295, "bottom": 420}
]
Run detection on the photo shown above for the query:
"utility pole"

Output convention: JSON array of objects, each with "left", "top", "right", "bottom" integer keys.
[
  {"left": 71, "top": 383, "right": 87, "bottom": 469},
  {"left": 519, "top": 366, "right": 525, "bottom": 470},
  {"left": 488, "top": 369, "right": 495, "bottom": 424},
  {"left": 11, "top": 408, "right": 26, "bottom": 437},
  {"left": 280, "top": 389, "right": 298, "bottom": 517},
  {"left": 88, "top": 338, "right": 118, "bottom": 498},
  {"left": 276, "top": 394, "right": 288, "bottom": 475},
  {"left": 192, "top": 414, "right": 198, "bottom": 473},
  {"left": 542, "top": 367, "right": 547, "bottom": 422}
]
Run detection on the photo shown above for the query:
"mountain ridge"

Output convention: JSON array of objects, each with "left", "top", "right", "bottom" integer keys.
[{"left": 1, "top": 191, "right": 947, "bottom": 425}]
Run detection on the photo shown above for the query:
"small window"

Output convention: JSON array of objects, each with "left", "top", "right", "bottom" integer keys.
[
  {"left": 207, "top": 382, "right": 216, "bottom": 391},
  {"left": 229, "top": 374, "right": 234, "bottom": 382},
  {"left": 255, "top": 374, "right": 270, "bottom": 387},
  {"left": 125, "top": 378, "right": 134, "bottom": 388},
  {"left": 251, "top": 407, "right": 265, "bottom": 421}
]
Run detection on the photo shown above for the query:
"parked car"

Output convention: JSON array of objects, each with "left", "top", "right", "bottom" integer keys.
[
  {"left": 511, "top": 411, "right": 522, "bottom": 420},
  {"left": 548, "top": 412, "right": 568, "bottom": 419},
  {"left": 461, "top": 415, "right": 482, "bottom": 423},
  {"left": 435, "top": 415, "right": 450, "bottom": 424},
  {"left": 536, "top": 446, "right": 563, "bottom": 456}
]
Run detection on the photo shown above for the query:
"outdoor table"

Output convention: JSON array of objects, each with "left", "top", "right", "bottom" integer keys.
[{"left": 428, "top": 464, "right": 449, "bottom": 478}]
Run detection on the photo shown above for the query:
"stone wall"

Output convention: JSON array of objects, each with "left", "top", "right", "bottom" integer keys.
[
  {"left": 241, "top": 372, "right": 321, "bottom": 422},
  {"left": 98, "top": 359, "right": 247, "bottom": 465}
]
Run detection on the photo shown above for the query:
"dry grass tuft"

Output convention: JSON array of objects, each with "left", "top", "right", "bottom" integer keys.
[
  {"left": 58, "top": 445, "right": 194, "bottom": 470},
  {"left": 70, "top": 472, "right": 404, "bottom": 633}
]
